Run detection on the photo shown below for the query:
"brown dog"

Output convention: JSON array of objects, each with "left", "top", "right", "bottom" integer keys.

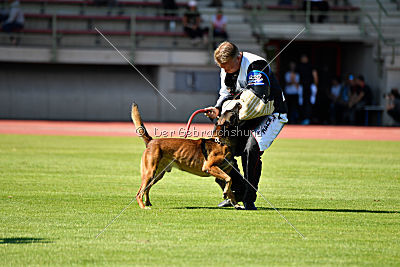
[{"left": 131, "top": 102, "right": 241, "bottom": 209}]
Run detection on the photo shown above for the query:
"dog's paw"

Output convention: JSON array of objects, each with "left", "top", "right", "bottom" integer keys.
[{"left": 144, "top": 206, "right": 152, "bottom": 210}]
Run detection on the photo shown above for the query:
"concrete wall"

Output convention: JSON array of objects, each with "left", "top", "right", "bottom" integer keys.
[
  {"left": 383, "top": 55, "right": 400, "bottom": 125},
  {"left": 0, "top": 62, "right": 221, "bottom": 122},
  {"left": 0, "top": 62, "right": 159, "bottom": 121},
  {"left": 341, "top": 42, "right": 382, "bottom": 103}
]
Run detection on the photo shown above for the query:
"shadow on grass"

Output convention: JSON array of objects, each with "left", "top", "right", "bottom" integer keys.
[
  {"left": 0, "top": 237, "right": 53, "bottom": 244},
  {"left": 174, "top": 207, "right": 399, "bottom": 214}
]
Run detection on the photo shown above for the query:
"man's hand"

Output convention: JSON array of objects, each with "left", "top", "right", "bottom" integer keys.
[{"left": 204, "top": 107, "right": 220, "bottom": 119}]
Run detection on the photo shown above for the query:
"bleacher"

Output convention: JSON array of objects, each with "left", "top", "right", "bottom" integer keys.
[{"left": 0, "top": 0, "right": 196, "bottom": 49}]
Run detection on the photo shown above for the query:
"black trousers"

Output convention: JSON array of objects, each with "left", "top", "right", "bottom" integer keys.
[{"left": 215, "top": 134, "right": 263, "bottom": 203}]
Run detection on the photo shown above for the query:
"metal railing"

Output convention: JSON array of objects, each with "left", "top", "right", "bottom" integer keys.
[
  {"left": 361, "top": 0, "right": 400, "bottom": 65},
  {"left": 1, "top": 5, "right": 258, "bottom": 63},
  {"left": 1, "top": 0, "right": 400, "bottom": 64}
]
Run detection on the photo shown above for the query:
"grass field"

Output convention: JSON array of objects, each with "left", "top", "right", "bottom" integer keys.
[{"left": 1, "top": 134, "right": 399, "bottom": 266}]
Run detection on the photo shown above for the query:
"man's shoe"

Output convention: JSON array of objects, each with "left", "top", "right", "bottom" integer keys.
[
  {"left": 234, "top": 204, "right": 245, "bottom": 210},
  {"left": 243, "top": 202, "right": 257, "bottom": 210},
  {"left": 218, "top": 199, "right": 233, "bottom": 207}
]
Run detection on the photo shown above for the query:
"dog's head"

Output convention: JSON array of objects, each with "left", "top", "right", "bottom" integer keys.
[{"left": 215, "top": 102, "right": 241, "bottom": 130}]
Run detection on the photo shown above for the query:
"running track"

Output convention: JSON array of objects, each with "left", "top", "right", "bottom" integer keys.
[{"left": 0, "top": 120, "right": 399, "bottom": 141}]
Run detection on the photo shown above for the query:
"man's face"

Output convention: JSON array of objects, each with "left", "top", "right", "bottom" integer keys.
[{"left": 219, "top": 55, "right": 241, "bottom": 74}]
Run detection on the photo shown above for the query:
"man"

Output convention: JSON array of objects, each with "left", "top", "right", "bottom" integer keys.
[
  {"left": 204, "top": 42, "right": 288, "bottom": 210},
  {"left": 183, "top": 0, "right": 208, "bottom": 44},
  {"left": 284, "top": 61, "right": 300, "bottom": 123},
  {"left": 348, "top": 75, "right": 372, "bottom": 125},
  {"left": 1, "top": 0, "right": 24, "bottom": 33},
  {"left": 385, "top": 88, "right": 400, "bottom": 124},
  {"left": 297, "top": 54, "right": 318, "bottom": 125}
]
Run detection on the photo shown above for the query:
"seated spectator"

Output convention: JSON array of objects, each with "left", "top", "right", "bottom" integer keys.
[
  {"left": 284, "top": 62, "right": 300, "bottom": 123},
  {"left": 161, "top": 0, "right": 178, "bottom": 31},
  {"left": 183, "top": 0, "right": 208, "bottom": 45},
  {"left": 348, "top": 75, "right": 372, "bottom": 125},
  {"left": 303, "top": 0, "right": 329, "bottom": 23},
  {"left": 94, "top": 0, "right": 120, "bottom": 15},
  {"left": 208, "top": 0, "right": 222, "bottom": 7},
  {"left": 385, "top": 88, "right": 400, "bottom": 124},
  {"left": 0, "top": 0, "right": 24, "bottom": 45},
  {"left": 1, "top": 0, "right": 24, "bottom": 33},
  {"left": 212, "top": 9, "right": 228, "bottom": 43},
  {"left": 278, "top": 0, "right": 293, "bottom": 5}
]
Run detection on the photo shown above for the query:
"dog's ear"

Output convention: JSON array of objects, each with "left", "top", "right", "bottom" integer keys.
[{"left": 233, "top": 102, "right": 242, "bottom": 112}]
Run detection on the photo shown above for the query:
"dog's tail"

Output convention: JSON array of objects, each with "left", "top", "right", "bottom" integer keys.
[{"left": 131, "top": 102, "right": 152, "bottom": 146}]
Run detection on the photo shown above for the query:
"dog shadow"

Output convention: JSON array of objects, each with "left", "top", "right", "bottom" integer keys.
[
  {"left": 0, "top": 237, "right": 53, "bottom": 244},
  {"left": 174, "top": 207, "right": 399, "bottom": 214}
]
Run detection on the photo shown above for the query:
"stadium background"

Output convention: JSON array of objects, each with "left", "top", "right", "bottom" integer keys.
[{"left": 0, "top": 0, "right": 399, "bottom": 125}]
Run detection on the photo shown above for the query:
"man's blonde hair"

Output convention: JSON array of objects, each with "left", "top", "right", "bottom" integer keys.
[{"left": 214, "top": 41, "right": 239, "bottom": 65}]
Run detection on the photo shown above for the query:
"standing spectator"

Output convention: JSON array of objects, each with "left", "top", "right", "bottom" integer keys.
[
  {"left": 297, "top": 54, "right": 318, "bottom": 125},
  {"left": 212, "top": 9, "right": 228, "bottom": 46},
  {"left": 340, "top": 73, "right": 354, "bottom": 124},
  {"left": 183, "top": 0, "right": 208, "bottom": 45},
  {"left": 329, "top": 76, "right": 342, "bottom": 124},
  {"left": 348, "top": 75, "right": 372, "bottom": 125},
  {"left": 284, "top": 62, "right": 301, "bottom": 123},
  {"left": 385, "top": 88, "right": 400, "bottom": 124}
]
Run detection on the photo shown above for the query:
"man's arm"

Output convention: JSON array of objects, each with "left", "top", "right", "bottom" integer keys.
[
  {"left": 5, "top": 8, "right": 18, "bottom": 24},
  {"left": 246, "top": 60, "right": 271, "bottom": 100}
]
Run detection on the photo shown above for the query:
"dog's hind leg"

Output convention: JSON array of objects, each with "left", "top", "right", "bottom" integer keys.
[
  {"left": 144, "top": 169, "right": 166, "bottom": 207},
  {"left": 136, "top": 146, "right": 162, "bottom": 209}
]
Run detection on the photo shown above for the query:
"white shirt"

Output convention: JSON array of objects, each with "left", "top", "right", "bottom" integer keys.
[
  {"left": 6, "top": 1, "right": 24, "bottom": 25},
  {"left": 331, "top": 84, "right": 341, "bottom": 98},
  {"left": 284, "top": 71, "right": 300, "bottom": 95},
  {"left": 212, "top": 15, "right": 227, "bottom": 30}
]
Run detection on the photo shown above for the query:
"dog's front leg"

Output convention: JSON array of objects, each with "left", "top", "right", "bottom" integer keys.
[{"left": 202, "top": 164, "right": 237, "bottom": 205}]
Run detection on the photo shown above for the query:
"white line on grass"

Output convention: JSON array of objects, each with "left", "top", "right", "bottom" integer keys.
[
  {"left": 224, "top": 158, "right": 306, "bottom": 239},
  {"left": 95, "top": 159, "right": 176, "bottom": 239}
]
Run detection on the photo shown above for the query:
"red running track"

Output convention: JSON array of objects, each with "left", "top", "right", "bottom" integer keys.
[{"left": 0, "top": 120, "right": 399, "bottom": 141}]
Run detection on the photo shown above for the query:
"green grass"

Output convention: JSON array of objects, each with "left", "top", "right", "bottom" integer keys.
[{"left": 1, "top": 134, "right": 399, "bottom": 266}]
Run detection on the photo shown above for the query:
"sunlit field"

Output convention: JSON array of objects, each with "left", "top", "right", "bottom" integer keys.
[{"left": 1, "top": 134, "right": 399, "bottom": 265}]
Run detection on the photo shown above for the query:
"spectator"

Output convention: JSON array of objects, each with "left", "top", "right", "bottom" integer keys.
[
  {"left": 161, "top": 0, "right": 178, "bottom": 31},
  {"left": 0, "top": 0, "right": 24, "bottom": 45},
  {"left": 208, "top": 0, "right": 222, "bottom": 7},
  {"left": 348, "top": 75, "right": 372, "bottom": 125},
  {"left": 183, "top": 0, "right": 208, "bottom": 44},
  {"left": 93, "top": 0, "right": 119, "bottom": 15},
  {"left": 1, "top": 0, "right": 24, "bottom": 33},
  {"left": 284, "top": 61, "right": 301, "bottom": 123},
  {"left": 339, "top": 73, "right": 354, "bottom": 124},
  {"left": 385, "top": 88, "right": 400, "bottom": 124},
  {"left": 212, "top": 9, "right": 228, "bottom": 44},
  {"left": 297, "top": 54, "right": 318, "bottom": 125},
  {"left": 329, "top": 76, "right": 344, "bottom": 124},
  {"left": 279, "top": 0, "right": 293, "bottom": 5},
  {"left": 303, "top": 0, "right": 329, "bottom": 23}
]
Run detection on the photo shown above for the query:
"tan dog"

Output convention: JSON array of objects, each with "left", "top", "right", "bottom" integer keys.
[{"left": 131, "top": 103, "right": 241, "bottom": 209}]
